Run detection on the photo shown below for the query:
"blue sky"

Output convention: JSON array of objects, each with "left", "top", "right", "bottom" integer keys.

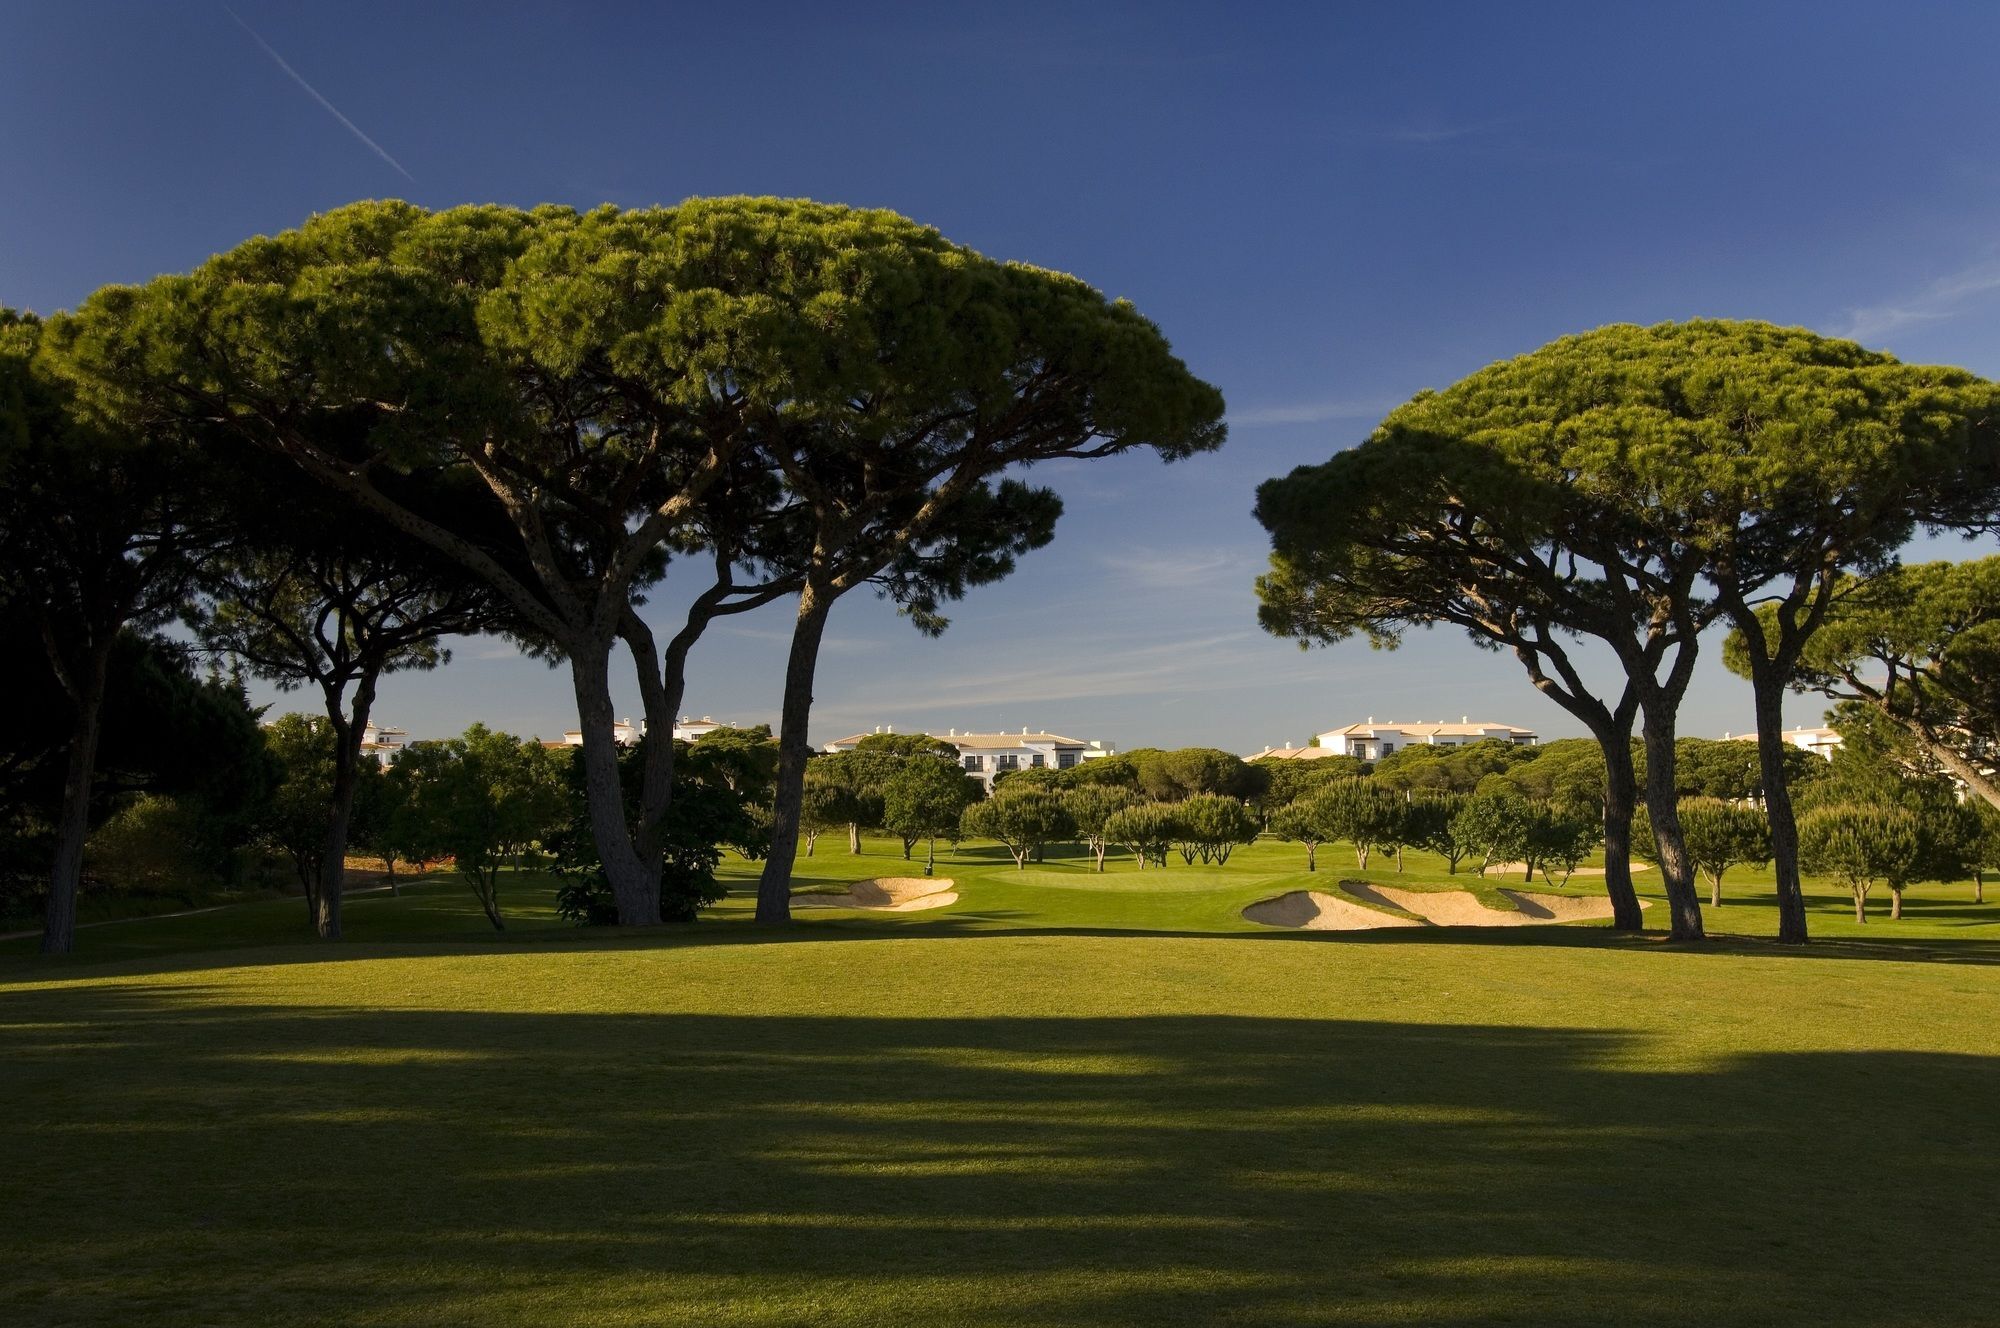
[{"left": 6, "top": 1, "right": 1999, "bottom": 750}]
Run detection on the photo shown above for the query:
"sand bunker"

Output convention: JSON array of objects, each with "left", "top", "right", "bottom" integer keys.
[
  {"left": 1241, "top": 890, "right": 1425, "bottom": 931},
  {"left": 793, "top": 877, "right": 958, "bottom": 912},
  {"left": 1244, "top": 880, "right": 1646, "bottom": 931},
  {"left": 1484, "top": 862, "right": 1652, "bottom": 878},
  {"left": 1493, "top": 888, "right": 1646, "bottom": 922},
  {"left": 1346, "top": 881, "right": 1644, "bottom": 927}
]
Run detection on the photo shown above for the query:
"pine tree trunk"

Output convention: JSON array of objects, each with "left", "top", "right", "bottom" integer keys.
[
  {"left": 1597, "top": 736, "right": 1645, "bottom": 931},
  {"left": 848, "top": 822, "right": 861, "bottom": 855},
  {"left": 1976, "top": 871, "right": 1986, "bottom": 904},
  {"left": 757, "top": 583, "right": 834, "bottom": 923},
  {"left": 1890, "top": 887, "right": 1903, "bottom": 921},
  {"left": 1640, "top": 708, "right": 1704, "bottom": 941},
  {"left": 313, "top": 672, "right": 378, "bottom": 942},
  {"left": 1853, "top": 886, "right": 1867, "bottom": 924},
  {"left": 42, "top": 644, "right": 111, "bottom": 956},
  {"left": 1710, "top": 872, "right": 1722, "bottom": 908},
  {"left": 570, "top": 640, "right": 661, "bottom": 925},
  {"left": 1306, "top": 843, "right": 1317, "bottom": 872},
  {"left": 1747, "top": 661, "right": 1809, "bottom": 943},
  {"left": 924, "top": 837, "right": 935, "bottom": 876}
]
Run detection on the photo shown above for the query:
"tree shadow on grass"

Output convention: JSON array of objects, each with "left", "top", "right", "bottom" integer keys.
[{"left": 2, "top": 986, "right": 1996, "bottom": 1327}]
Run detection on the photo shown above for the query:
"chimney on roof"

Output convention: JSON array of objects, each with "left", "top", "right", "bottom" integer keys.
[
  {"left": 1022, "top": 725, "right": 1028, "bottom": 735},
  {"left": 1368, "top": 715, "right": 1374, "bottom": 724},
  {"left": 1462, "top": 715, "right": 1469, "bottom": 724},
  {"left": 949, "top": 727, "right": 956, "bottom": 737},
  {"left": 887, "top": 723, "right": 894, "bottom": 734}
]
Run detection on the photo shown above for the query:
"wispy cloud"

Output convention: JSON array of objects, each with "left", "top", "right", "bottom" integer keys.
[
  {"left": 1228, "top": 398, "right": 1395, "bottom": 428},
  {"left": 719, "top": 624, "right": 884, "bottom": 656},
  {"left": 1839, "top": 257, "right": 2000, "bottom": 343},
  {"left": 1097, "top": 545, "right": 1261, "bottom": 591},
  {"left": 222, "top": 4, "right": 417, "bottom": 184},
  {"left": 1341, "top": 118, "right": 1514, "bottom": 148}
]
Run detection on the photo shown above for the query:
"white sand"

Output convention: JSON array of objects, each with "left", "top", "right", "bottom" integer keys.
[
  {"left": 1495, "top": 888, "right": 1646, "bottom": 922},
  {"left": 1342, "top": 880, "right": 1646, "bottom": 927},
  {"left": 1346, "top": 881, "right": 1535, "bottom": 926},
  {"left": 1485, "top": 862, "right": 1652, "bottom": 878},
  {"left": 1242, "top": 889, "right": 1425, "bottom": 931},
  {"left": 793, "top": 877, "right": 959, "bottom": 912}
]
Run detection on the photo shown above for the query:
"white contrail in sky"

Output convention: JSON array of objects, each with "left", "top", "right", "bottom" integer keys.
[{"left": 221, "top": 4, "right": 417, "bottom": 184}]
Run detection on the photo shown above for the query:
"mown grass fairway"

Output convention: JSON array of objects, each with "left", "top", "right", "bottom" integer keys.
[{"left": 5, "top": 838, "right": 1999, "bottom": 1326}]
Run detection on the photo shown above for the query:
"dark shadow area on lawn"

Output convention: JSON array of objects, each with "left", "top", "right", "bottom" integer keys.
[{"left": 3, "top": 987, "right": 1998, "bottom": 1327}]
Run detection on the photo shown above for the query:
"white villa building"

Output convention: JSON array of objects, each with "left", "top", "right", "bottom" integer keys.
[
  {"left": 1725, "top": 726, "right": 1844, "bottom": 761},
  {"left": 1311, "top": 718, "right": 1539, "bottom": 762},
  {"left": 557, "top": 715, "right": 744, "bottom": 748},
  {"left": 561, "top": 717, "right": 646, "bottom": 748},
  {"left": 358, "top": 721, "right": 408, "bottom": 766},
  {"left": 822, "top": 726, "right": 1115, "bottom": 792}
]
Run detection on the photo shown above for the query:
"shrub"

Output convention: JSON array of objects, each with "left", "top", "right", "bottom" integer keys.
[{"left": 83, "top": 794, "right": 212, "bottom": 894}]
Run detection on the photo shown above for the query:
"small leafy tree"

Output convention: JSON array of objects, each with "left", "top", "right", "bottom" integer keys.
[
  {"left": 1971, "top": 804, "right": 2000, "bottom": 905},
  {"left": 1269, "top": 799, "right": 1334, "bottom": 871},
  {"left": 1523, "top": 801, "right": 1604, "bottom": 889},
  {"left": 1635, "top": 799, "right": 1772, "bottom": 907},
  {"left": 1799, "top": 806, "right": 1920, "bottom": 924},
  {"left": 960, "top": 793, "right": 1075, "bottom": 870},
  {"left": 806, "top": 750, "right": 893, "bottom": 855},
  {"left": 351, "top": 759, "right": 417, "bottom": 894},
  {"left": 1062, "top": 785, "right": 1139, "bottom": 872},
  {"left": 1169, "top": 794, "right": 1260, "bottom": 865},
  {"left": 397, "top": 727, "right": 568, "bottom": 931},
  {"left": 1102, "top": 803, "right": 1180, "bottom": 869},
  {"left": 257, "top": 715, "right": 339, "bottom": 916},
  {"left": 1401, "top": 791, "right": 1471, "bottom": 873},
  {"left": 1308, "top": 780, "right": 1402, "bottom": 869},
  {"left": 1450, "top": 792, "right": 1536, "bottom": 877},
  {"left": 880, "top": 759, "right": 981, "bottom": 876}
]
